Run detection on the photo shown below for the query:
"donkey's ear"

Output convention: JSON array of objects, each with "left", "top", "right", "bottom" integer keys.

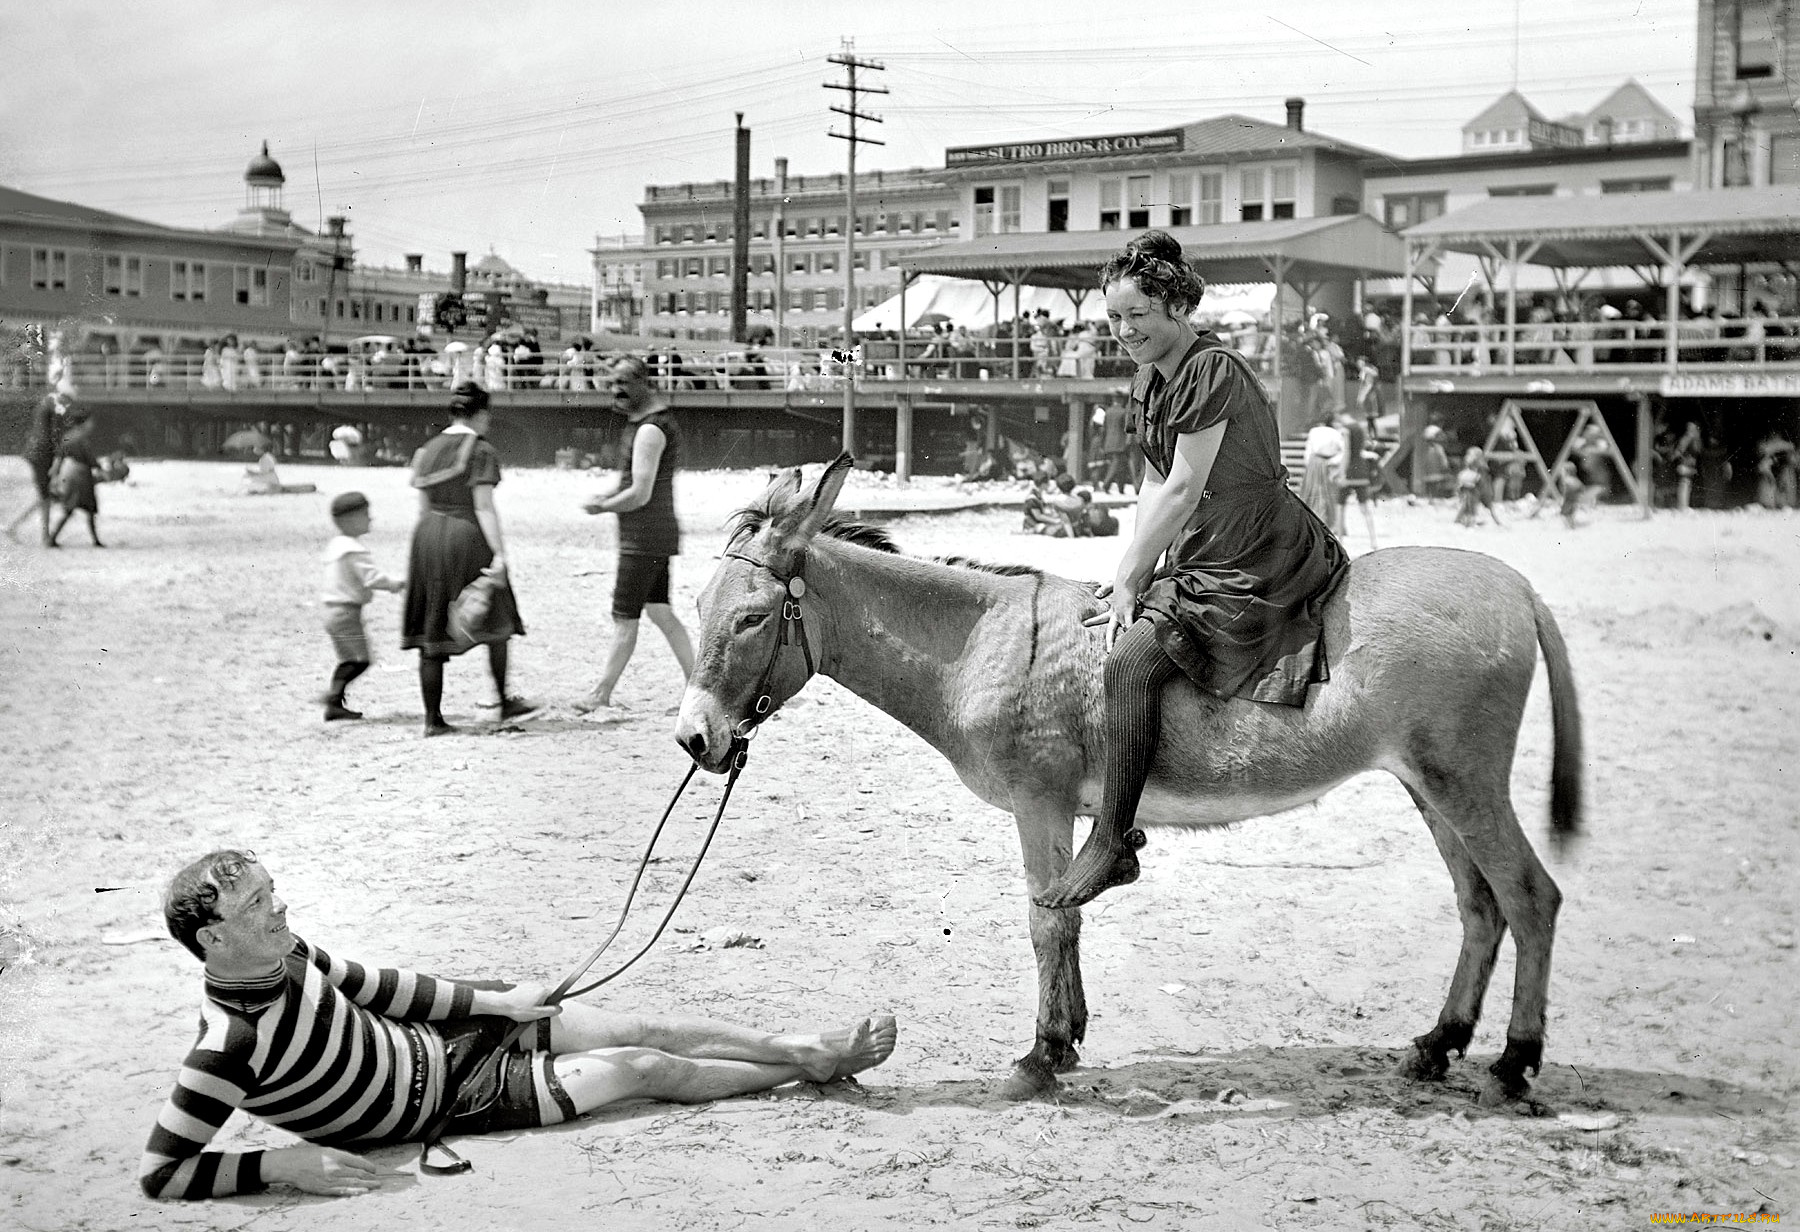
[
  {"left": 761, "top": 465, "right": 805, "bottom": 509},
  {"left": 794, "top": 452, "right": 855, "bottom": 538}
]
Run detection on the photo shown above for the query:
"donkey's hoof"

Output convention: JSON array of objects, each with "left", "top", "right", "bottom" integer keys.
[
  {"left": 1477, "top": 1071, "right": 1532, "bottom": 1108},
  {"left": 1002, "top": 1059, "right": 1061, "bottom": 1101},
  {"left": 1041, "top": 1041, "right": 1082, "bottom": 1074},
  {"left": 1398, "top": 1044, "right": 1448, "bottom": 1083}
]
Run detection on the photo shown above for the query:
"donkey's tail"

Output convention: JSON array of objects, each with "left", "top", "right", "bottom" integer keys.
[{"left": 1531, "top": 590, "right": 1584, "bottom": 852}]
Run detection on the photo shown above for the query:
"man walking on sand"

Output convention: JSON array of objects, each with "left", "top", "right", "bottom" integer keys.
[
  {"left": 577, "top": 355, "right": 695, "bottom": 721},
  {"left": 141, "top": 849, "right": 897, "bottom": 1201}
]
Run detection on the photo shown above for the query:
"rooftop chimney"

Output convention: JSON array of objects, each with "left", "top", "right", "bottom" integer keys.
[
  {"left": 1285, "top": 97, "right": 1305, "bottom": 132},
  {"left": 404, "top": 253, "right": 423, "bottom": 273},
  {"left": 450, "top": 252, "right": 467, "bottom": 294}
]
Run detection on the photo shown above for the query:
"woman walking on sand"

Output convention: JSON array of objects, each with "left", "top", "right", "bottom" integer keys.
[
  {"left": 401, "top": 383, "right": 536, "bottom": 735},
  {"left": 5, "top": 391, "right": 62, "bottom": 545},
  {"left": 47, "top": 408, "right": 104, "bottom": 548}
]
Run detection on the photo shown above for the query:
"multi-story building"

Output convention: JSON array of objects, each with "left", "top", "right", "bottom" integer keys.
[
  {"left": 0, "top": 144, "right": 345, "bottom": 366},
  {"left": 623, "top": 165, "right": 961, "bottom": 342},
  {"left": 1694, "top": 0, "right": 1800, "bottom": 187},
  {"left": 1362, "top": 82, "right": 1691, "bottom": 303},
  {"left": 592, "top": 233, "right": 645, "bottom": 335},
  {"left": 934, "top": 100, "right": 1372, "bottom": 238},
  {"left": 0, "top": 141, "right": 593, "bottom": 378}
]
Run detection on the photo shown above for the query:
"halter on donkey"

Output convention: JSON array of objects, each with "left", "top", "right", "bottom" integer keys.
[{"left": 676, "top": 454, "right": 1583, "bottom": 1105}]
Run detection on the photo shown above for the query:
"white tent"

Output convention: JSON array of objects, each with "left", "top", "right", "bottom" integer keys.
[
  {"left": 854, "top": 275, "right": 1277, "bottom": 333},
  {"left": 853, "top": 275, "right": 1106, "bottom": 333}
]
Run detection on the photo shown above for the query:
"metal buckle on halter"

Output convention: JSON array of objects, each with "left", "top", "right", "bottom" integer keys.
[{"left": 783, "top": 599, "right": 801, "bottom": 622}]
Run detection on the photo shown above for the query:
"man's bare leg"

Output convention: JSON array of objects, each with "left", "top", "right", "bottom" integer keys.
[
  {"left": 550, "top": 1006, "right": 896, "bottom": 1082},
  {"left": 576, "top": 617, "right": 639, "bottom": 712},
  {"left": 644, "top": 603, "right": 695, "bottom": 680},
  {"left": 553, "top": 1047, "right": 809, "bottom": 1113}
]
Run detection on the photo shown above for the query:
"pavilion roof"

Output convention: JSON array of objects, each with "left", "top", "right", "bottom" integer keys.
[{"left": 897, "top": 214, "right": 1406, "bottom": 290}]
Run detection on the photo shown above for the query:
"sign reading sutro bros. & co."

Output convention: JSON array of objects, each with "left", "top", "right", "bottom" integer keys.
[{"left": 945, "top": 129, "right": 1185, "bottom": 168}]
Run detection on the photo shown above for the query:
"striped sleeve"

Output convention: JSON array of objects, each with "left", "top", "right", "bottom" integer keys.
[
  {"left": 301, "top": 938, "right": 477, "bottom": 1021},
  {"left": 139, "top": 1023, "right": 267, "bottom": 1200}
]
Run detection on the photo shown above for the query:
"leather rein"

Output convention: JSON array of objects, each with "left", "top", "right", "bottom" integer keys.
[{"left": 420, "top": 546, "right": 813, "bottom": 1176}]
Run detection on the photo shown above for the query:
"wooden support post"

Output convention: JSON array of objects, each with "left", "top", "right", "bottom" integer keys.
[
  {"left": 1634, "top": 393, "right": 1653, "bottom": 518},
  {"left": 1065, "top": 396, "right": 1086, "bottom": 481},
  {"left": 895, "top": 395, "right": 913, "bottom": 484},
  {"left": 1011, "top": 277, "right": 1023, "bottom": 380}
]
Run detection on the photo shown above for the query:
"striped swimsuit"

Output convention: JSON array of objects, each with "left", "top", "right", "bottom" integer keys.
[{"left": 139, "top": 937, "right": 565, "bottom": 1200}]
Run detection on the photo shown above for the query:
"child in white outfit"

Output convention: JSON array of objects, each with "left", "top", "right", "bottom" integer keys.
[{"left": 321, "top": 491, "right": 404, "bottom": 721}]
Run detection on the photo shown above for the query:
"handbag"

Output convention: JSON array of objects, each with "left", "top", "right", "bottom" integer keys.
[
  {"left": 448, "top": 571, "right": 511, "bottom": 650},
  {"left": 50, "top": 455, "right": 84, "bottom": 501}
]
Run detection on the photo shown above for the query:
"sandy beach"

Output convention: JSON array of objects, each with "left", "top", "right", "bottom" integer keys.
[{"left": 1, "top": 457, "right": 1795, "bottom": 1231}]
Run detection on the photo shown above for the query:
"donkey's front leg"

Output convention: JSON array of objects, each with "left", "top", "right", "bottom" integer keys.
[{"left": 1005, "top": 800, "right": 1086, "bottom": 1100}]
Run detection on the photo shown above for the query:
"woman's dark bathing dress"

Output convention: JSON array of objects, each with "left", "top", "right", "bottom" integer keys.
[
  {"left": 1039, "top": 332, "right": 1349, "bottom": 908},
  {"left": 1134, "top": 333, "right": 1348, "bottom": 706},
  {"left": 402, "top": 430, "right": 524, "bottom": 658}
]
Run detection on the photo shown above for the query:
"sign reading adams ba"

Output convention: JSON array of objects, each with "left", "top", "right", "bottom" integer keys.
[{"left": 945, "top": 128, "right": 1185, "bottom": 168}]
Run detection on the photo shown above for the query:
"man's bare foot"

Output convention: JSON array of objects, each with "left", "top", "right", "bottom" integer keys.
[
  {"left": 787, "top": 1014, "right": 898, "bottom": 1082},
  {"left": 572, "top": 688, "right": 611, "bottom": 715},
  {"left": 1032, "top": 827, "right": 1144, "bottom": 909}
]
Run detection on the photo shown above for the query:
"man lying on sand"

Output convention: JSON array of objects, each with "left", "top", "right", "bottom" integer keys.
[{"left": 141, "top": 849, "right": 897, "bottom": 1200}]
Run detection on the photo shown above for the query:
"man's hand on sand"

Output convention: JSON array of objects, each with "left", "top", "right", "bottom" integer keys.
[{"left": 260, "top": 1145, "right": 397, "bottom": 1197}]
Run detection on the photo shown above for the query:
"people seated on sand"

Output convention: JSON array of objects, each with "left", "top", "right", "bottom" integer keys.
[
  {"left": 242, "top": 449, "right": 316, "bottom": 496},
  {"left": 141, "top": 849, "right": 898, "bottom": 1201},
  {"left": 1076, "top": 488, "right": 1119, "bottom": 537}
]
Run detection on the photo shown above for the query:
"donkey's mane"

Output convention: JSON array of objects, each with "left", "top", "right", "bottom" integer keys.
[{"left": 729, "top": 500, "right": 1044, "bottom": 579}]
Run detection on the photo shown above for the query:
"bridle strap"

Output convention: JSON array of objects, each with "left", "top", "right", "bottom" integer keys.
[{"left": 722, "top": 549, "right": 816, "bottom": 730}]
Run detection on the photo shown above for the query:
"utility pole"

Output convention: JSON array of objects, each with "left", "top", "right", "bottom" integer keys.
[
  {"left": 730, "top": 113, "right": 751, "bottom": 343},
  {"left": 825, "top": 40, "right": 885, "bottom": 455}
]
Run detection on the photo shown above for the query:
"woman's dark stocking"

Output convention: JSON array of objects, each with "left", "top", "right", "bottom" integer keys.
[
  {"left": 486, "top": 639, "right": 508, "bottom": 700},
  {"left": 420, "top": 655, "right": 452, "bottom": 735},
  {"left": 1034, "top": 619, "right": 1179, "bottom": 909}
]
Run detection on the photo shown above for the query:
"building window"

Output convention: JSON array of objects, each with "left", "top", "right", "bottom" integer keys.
[
  {"left": 1600, "top": 177, "right": 1673, "bottom": 193},
  {"left": 788, "top": 288, "right": 805, "bottom": 311},
  {"left": 1126, "top": 175, "right": 1151, "bottom": 229},
  {"left": 406, "top": 305, "right": 416, "bottom": 323},
  {"left": 792, "top": 252, "right": 809, "bottom": 274},
  {"left": 654, "top": 226, "right": 671, "bottom": 245},
  {"left": 1167, "top": 174, "right": 1192, "bottom": 226},
  {"left": 335, "top": 299, "right": 345, "bottom": 318},
  {"left": 1047, "top": 179, "right": 1070, "bottom": 232},
  {"left": 233, "top": 265, "right": 269, "bottom": 307},
  {"left": 1198, "top": 172, "right": 1223, "bottom": 224},
  {"left": 1488, "top": 184, "right": 1555, "bottom": 197},
  {"left": 681, "top": 225, "right": 698, "bottom": 244},
  {"left": 31, "top": 248, "right": 68, "bottom": 291},
  {"left": 998, "top": 186, "right": 1022, "bottom": 233},
  {"left": 1738, "top": 0, "right": 1778, "bottom": 78},
  {"left": 373, "top": 303, "right": 384, "bottom": 322},
  {"left": 1239, "top": 168, "right": 1265, "bottom": 221},
  {"left": 1382, "top": 192, "right": 1446, "bottom": 229},
  {"left": 1269, "top": 165, "right": 1297, "bottom": 219},
  {"left": 103, "top": 254, "right": 144, "bottom": 297},
  {"left": 826, "top": 215, "right": 843, "bottom": 236},
  {"left": 170, "top": 259, "right": 206, "bottom": 302},
  {"left": 852, "top": 249, "right": 867, "bottom": 271},
  {"left": 974, "top": 186, "right": 996, "bottom": 237},
  {"left": 684, "top": 257, "right": 703, "bottom": 277},
  {"left": 804, "top": 216, "right": 820, "bottom": 238},
  {"left": 297, "top": 261, "right": 315, "bottom": 283},
  {"left": 818, "top": 250, "right": 839, "bottom": 274},
  {"left": 708, "top": 256, "right": 729, "bottom": 276},
  {"left": 1098, "top": 179, "right": 1122, "bottom": 229}
]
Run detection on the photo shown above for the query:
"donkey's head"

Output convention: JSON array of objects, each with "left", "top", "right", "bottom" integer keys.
[{"left": 675, "top": 453, "right": 856, "bottom": 772}]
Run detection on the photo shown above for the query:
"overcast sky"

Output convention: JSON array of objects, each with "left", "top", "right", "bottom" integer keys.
[{"left": 1, "top": 0, "right": 1696, "bottom": 285}]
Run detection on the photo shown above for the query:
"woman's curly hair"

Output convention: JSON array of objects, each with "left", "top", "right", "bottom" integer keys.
[{"left": 1099, "top": 230, "right": 1207, "bottom": 317}]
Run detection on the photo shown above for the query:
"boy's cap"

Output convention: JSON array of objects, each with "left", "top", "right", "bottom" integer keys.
[{"left": 330, "top": 491, "right": 369, "bottom": 517}]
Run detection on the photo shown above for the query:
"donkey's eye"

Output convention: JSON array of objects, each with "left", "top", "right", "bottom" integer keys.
[{"left": 736, "top": 612, "right": 770, "bottom": 633}]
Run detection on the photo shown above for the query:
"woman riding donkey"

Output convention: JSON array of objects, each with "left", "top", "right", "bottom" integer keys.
[{"left": 1037, "top": 232, "right": 1348, "bottom": 909}]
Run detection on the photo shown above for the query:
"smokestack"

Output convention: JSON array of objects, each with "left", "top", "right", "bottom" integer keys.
[
  {"left": 773, "top": 157, "right": 789, "bottom": 347},
  {"left": 1285, "top": 97, "right": 1305, "bottom": 132},
  {"left": 450, "top": 252, "right": 467, "bottom": 293},
  {"left": 731, "top": 113, "right": 752, "bottom": 342}
]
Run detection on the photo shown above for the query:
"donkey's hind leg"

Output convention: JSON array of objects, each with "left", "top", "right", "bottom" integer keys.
[
  {"left": 1398, "top": 785, "right": 1507, "bottom": 1083},
  {"left": 1412, "top": 772, "right": 1563, "bottom": 1106}
]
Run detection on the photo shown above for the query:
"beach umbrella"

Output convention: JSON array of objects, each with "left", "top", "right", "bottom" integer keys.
[{"left": 223, "top": 429, "right": 272, "bottom": 454}]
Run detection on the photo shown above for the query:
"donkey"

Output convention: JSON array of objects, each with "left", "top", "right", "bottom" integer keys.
[{"left": 675, "top": 455, "right": 1583, "bottom": 1104}]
